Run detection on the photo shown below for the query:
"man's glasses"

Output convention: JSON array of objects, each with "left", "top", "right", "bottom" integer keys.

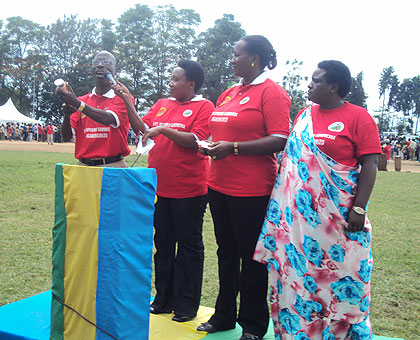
[{"left": 92, "top": 59, "right": 113, "bottom": 66}]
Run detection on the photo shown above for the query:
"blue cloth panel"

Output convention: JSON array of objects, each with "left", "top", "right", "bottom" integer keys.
[{"left": 96, "top": 167, "right": 156, "bottom": 340}]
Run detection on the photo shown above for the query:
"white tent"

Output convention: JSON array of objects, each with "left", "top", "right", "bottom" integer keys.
[{"left": 0, "top": 98, "right": 41, "bottom": 124}]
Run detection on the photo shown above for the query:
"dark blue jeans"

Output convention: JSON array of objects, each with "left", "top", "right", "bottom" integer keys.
[
  {"left": 152, "top": 194, "right": 207, "bottom": 316},
  {"left": 207, "top": 188, "right": 270, "bottom": 338}
]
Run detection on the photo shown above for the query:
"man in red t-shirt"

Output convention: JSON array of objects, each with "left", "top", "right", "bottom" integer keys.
[
  {"left": 57, "top": 51, "right": 131, "bottom": 167},
  {"left": 45, "top": 124, "right": 54, "bottom": 145},
  {"left": 37, "top": 125, "right": 45, "bottom": 142}
]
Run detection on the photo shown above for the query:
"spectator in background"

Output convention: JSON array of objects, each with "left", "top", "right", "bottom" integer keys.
[
  {"left": 28, "top": 124, "right": 33, "bottom": 142},
  {"left": 37, "top": 125, "right": 44, "bottom": 142},
  {"left": 8, "top": 124, "right": 13, "bottom": 141},
  {"left": 45, "top": 123, "right": 54, "bottom": 145},
  {"left": 382, "top": 142, "right": 391, "bottom": 162},
  {"left": 409, "top": 139, "right": 417, "bottom": 160}
]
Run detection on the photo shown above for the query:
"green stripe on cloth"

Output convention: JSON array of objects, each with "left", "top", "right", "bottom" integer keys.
[{"left": 50, "top": 164, "right": 66, "bottom": 340}]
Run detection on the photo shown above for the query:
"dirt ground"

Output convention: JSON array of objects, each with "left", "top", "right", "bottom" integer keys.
[{"left": 1, "top": 140, "right": 420, "bottom": 173}]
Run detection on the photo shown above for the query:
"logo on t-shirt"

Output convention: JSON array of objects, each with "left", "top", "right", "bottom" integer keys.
[
  {"left": 328, "top": 122, "right": 344, "bottom": 132},
  {"left": 240, "top": 96, "right": 250, "bottom": 104},
  {"left": 183, "top": 109, "right": 193, "bottom": 117},
  {"left": 219, "top": 96, "right": 231, "bottom": 106},
  {"left": 156, "top": 107, "right": 167, "bottom": 117}
]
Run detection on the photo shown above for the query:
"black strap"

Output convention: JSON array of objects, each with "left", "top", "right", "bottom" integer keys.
[
  {"left": 52, "top": 293, "right": 119, "bottom": 340},
  {"left": 80, "top": 155, "right": 123, "bottom": 166}
]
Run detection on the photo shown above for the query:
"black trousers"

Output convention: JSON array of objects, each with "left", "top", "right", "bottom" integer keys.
[
  {"left": 208, "top": 188, "right": 270, "bottom": 338},
  {"left": 152, "top": 195, "right": 207, "bottom": 316}
]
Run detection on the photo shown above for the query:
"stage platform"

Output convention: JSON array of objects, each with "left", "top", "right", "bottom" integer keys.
[{"left": 0, "top": 292, "right": 405, "bottom": 340}]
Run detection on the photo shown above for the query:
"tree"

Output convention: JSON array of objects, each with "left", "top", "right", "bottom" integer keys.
[
  {"left": 37, "top": 15, "right": 102, "bottom": 122},
  {"left": 282, "top": 59, "right": 308, "bottom": 121},
  {"left": 145, "top": 5, "right": 200, "bottom": 105},
  {"left": 2, "top": 17, "right": 43, "bottom": 115},
  {"left": 345, "top": 72, "right": 367, "bottom": 109},
  {"left": 116, "top": 4, "right": 155, "bottom": 110},
  {"left": 196, "top": 14, "right": 245, "bottom": 104},
  {"left": 0, "top": 20, "right": 9, "bottom": 105},
  {"left": 378, "top": 66, "right": 398, "bottom": 133},
  {"left": 100, "top": 19, "right": 117, "bottom": 52}
]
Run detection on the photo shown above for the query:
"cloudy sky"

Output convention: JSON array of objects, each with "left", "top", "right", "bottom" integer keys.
[{"left": 2, "top": 0, "right": 419, "bottom": 112}]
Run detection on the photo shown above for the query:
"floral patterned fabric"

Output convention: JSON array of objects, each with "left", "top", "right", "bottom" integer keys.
[{"left": 254, "top": 107, "right": 373, "bottom": 340}]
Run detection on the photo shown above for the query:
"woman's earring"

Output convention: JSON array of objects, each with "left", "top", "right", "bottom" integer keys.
[{"left": 251, "top": 62, "right": 255, "bottom": 68}]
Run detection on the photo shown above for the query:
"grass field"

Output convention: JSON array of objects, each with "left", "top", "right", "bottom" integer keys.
[{"left": 0, "top": 150, "right": 419, "bottom": 339}]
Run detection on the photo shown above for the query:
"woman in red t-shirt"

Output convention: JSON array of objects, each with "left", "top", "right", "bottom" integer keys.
[
  {"left": 254, "top": 60, "right": 381, "bottom": 340},
  {"left": 197, "top": 35, "right": 291, "bottom": 340},
  {"left": 112, "top": 60, "right": 214, "bottom": 323}
]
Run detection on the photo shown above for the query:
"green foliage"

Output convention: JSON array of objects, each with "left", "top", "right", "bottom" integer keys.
[
  {"left": 345, "top": 72, "right": 368, "bottom": 109},
  {"left": 196, "top": 14, "right": 245, "bottom": 104},
  {"left": 116, "top": 4, "right": 155, "bottom": 110},
  {"left": 282, "top": 59, "right": 308, "bottom": 121},
  {"left": 2, "top": 17, "right": 43, "bottom": 115},
  {"left": 377, "top": 67, "right": 399, "bottom": 133},
  {"left": 141, "top": 5, "right": 200, "bottom": 106}
]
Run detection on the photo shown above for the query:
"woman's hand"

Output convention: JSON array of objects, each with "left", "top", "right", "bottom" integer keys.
[
  {"left": 346, "top": 210, "right": 366, "bottom": 232},
  {"left": 207, "top": 141, "right": 234, "bottom": 160},
  {"left": 142, "top": 127, "right": 162, "bottom": 146}
]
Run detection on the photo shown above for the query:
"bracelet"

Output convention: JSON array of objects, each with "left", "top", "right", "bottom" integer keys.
[
  {"left": 233, "top": 142, "right": 239, "bottom": 155},
  {"left": 78, "top": 101, "right": 86, "bottom": 112}
]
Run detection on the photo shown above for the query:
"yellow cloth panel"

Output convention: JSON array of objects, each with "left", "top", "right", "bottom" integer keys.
[
  {"left": 62, "top": 165, "right": 103, "bottom": 340},
  {"left": 149, "top": 305, "right": 214, "bottom": 340}
]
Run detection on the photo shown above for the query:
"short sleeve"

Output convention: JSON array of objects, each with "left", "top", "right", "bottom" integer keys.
[
  {"left": 190, "top": 100, "right": 214, "bottom": 140},
  {"left": 142, "top": 101, "right": 160, "bottom": 128},
  {"left": 261, "top": 83, "right": 291, "bottom": 137},
  {"left": 354, "top": 112, "right": 382, "bottom": 158},
  {"left": 104, "top": 96, "right": 131, "bottom": 128}
]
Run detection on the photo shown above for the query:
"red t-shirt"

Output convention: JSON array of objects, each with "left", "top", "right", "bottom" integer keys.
[
  {"left": 142, "top": 96, "right": 214, "bottom": 198},
  {"left": 45, "top": 125, "right": 53, "bottom": 135},
  {"left": 38, "top": 126, "right": 45, "bottom": 135},
  {"left": 297, "top": 103, "right": 381, "bottom": 167},
  {"left": 207, "top": 74, "right": 291, "bottom": 196},
  {"left": 383, "top": 145, "right": 391, "bottom": 160},
  {"left": 70, "top": 89, "right": 131, "bottom": 159}
]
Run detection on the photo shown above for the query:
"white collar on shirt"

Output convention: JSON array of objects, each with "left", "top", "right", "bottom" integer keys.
[
  {"left": 169, "top": 94, "right": 205, "bottom": 102},
  {"left": 238, "top": 71, "right": 270, "bottom": 86},
  {"left": 90, "top": 87, "right": 116, "bottom": 98}
]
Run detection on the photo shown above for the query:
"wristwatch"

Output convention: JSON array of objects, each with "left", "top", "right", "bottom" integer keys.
[
  {"left": 233, "top": 142, "right": 239, "bottom": 155},
  {"left": 352, "top": 206, "right": 366, "bottom": 215}
]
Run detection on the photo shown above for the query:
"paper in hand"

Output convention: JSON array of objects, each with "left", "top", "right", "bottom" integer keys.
[
  {"left": 197, "top": 140, "right": 212, "bottom": 149},
  {"left": 136, "top": 138, "right": 155, "bottom": 155}
]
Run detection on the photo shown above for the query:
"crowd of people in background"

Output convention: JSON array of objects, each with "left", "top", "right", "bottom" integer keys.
[
  {"left": 0, "top": 123, "right": 146, "bottom": 148},
  {"left": 0, "top": 122, "right": 61, "bottom": 144},
  {"left": 380, "top": 134, "right": 420, "bottom": 162}
]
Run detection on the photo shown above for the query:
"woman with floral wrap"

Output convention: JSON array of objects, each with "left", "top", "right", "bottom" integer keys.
[{"left": 254, "top": 60, "right": 381, "bottom": 340}]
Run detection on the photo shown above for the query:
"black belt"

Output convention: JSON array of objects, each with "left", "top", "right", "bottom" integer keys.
[{"left": 80, "top": 155, "right": 123, "bottom": 166}]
